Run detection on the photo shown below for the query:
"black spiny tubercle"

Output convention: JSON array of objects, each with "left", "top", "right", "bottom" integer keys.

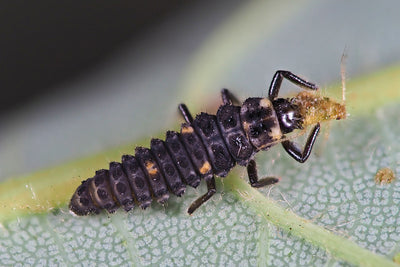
[{"left": 69, "top": 70, "right": 346, "bottom": 216}]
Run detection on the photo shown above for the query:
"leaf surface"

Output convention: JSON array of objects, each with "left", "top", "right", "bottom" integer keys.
[{"left": 1, "top": 66, "right": 400, "bottom": 266}]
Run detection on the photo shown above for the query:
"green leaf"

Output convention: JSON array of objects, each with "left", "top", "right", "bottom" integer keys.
[{"left": 1, "top": 66, "right": 400, "bottom": 266}]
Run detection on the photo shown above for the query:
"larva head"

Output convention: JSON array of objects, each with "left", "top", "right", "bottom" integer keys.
[
  {"left": 272, "top": 98, "right": 303, "bottom": 134},
  {"left": 291, "top": 91, "right": 346, "bottom": 127}
]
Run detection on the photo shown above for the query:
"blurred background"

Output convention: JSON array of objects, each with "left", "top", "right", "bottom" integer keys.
[{"left": 1, "top": 0, "right": 400, "bottom": 180}]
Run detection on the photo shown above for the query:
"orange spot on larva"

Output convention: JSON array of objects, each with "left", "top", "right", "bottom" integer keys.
[{"left": 199, "top": 161, "right": 211, "bottom": 174}]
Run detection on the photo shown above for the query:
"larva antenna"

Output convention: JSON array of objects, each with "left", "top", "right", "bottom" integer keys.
[{"left": 340, "top": 49, "right": 347, "bottom": 105}]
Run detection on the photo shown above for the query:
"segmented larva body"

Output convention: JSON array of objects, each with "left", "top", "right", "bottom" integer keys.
[
  {"left": 70, "top": 97, "right": 281, "bottom": 215},
  {"left": 69, "top": 70, "right": 346, "bottom": 216}
]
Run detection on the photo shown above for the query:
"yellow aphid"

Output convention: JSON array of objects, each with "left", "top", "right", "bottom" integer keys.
[
  {"left": 375, "top": 167, "right": 396, "bottom": 185},
  {"left": 293, "top": 91, "right": 346, "bottom": 127}
]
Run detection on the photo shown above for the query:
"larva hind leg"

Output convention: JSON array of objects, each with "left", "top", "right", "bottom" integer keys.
[
  {"left": 187, "top": 176, "right": 216, "bottom": 214},
  {"left": 247, "top": 160, "right": 279, "bottom": 188}
]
